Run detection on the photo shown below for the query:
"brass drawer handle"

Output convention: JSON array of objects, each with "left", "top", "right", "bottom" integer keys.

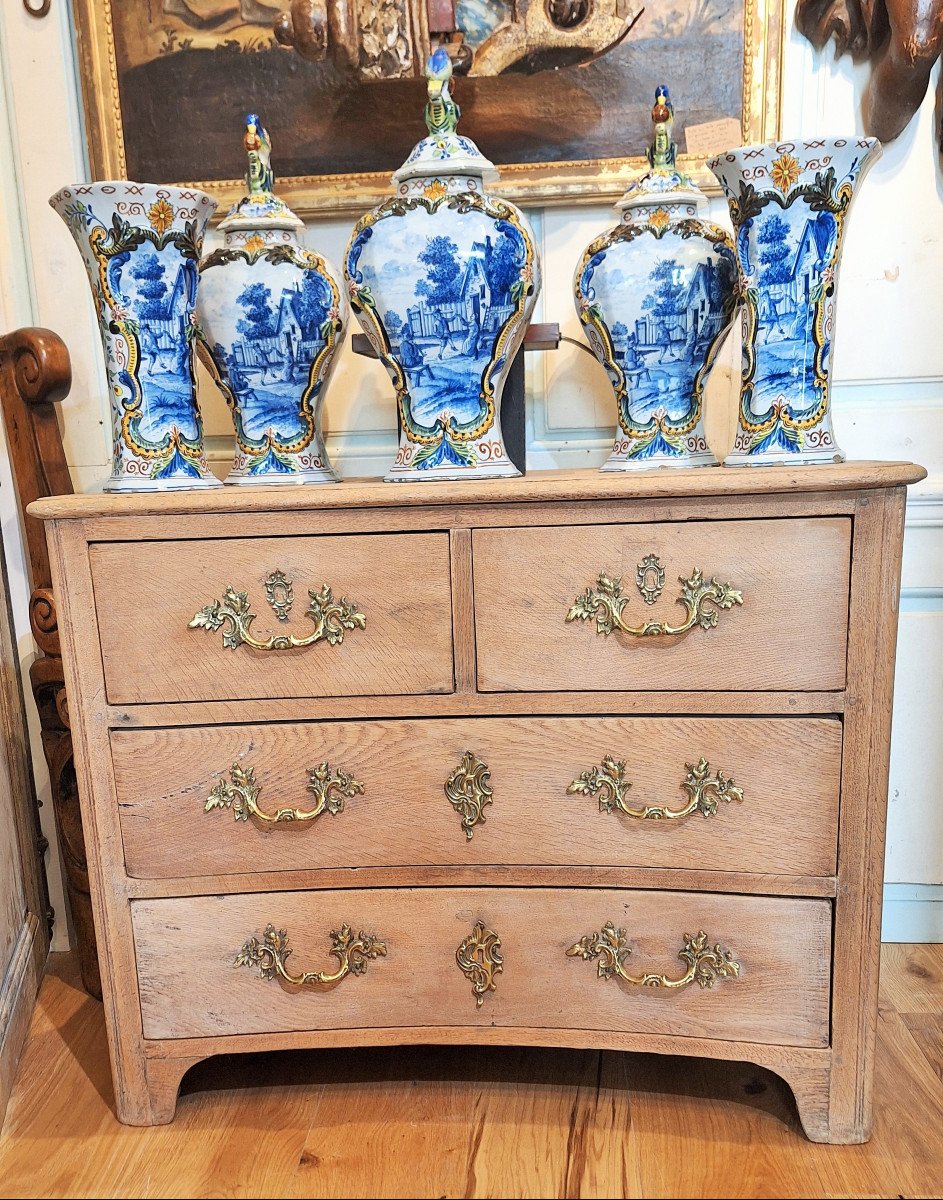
[
  {"left": 567, "top": 923, "right": 740, "bottom": 990},
  {"left": 567, "top": 567, "right": 742, "bottom": 638},
  {"left": 236, "top": 923, "right": 386, "bottom": 986},
  {"left": 189, "top": 580, "right": 365, "bottom": 651},
  {"left": 445, "top": 751, "right": 493, "bottom": 839},
  {"left": 456, "top": 921, "right": 504, "bottom": 1008},
  {"left": 567, "top": 755, "right": 743, "bottom": 821},
  {"left": 205, "top": 761, "right": 365, "bottom": 825}
]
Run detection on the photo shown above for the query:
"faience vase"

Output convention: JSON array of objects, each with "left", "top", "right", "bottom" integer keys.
[
  {"left": 575, "top": 88, "right": 737, "bottom": 470},
  {"left": 345, "top": 48, "right": 540, "bottom": 482},
  {"left": 198, "top": 115, "right": 347, "bottom": 484},
  {"left": 49, "top": 182, "right": 220, "bottom": 492},
  {"left": 708, "top": 136, "right": 881, "bottom": 465}
]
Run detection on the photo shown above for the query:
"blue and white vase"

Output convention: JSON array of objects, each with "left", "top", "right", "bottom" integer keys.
[
  {"left": 345, "top": 48, "right": 540, "bottom": 482},
  {"left": 198, "top": 116, "right": 347, "bottom": 484},
  {"left": 575, "top": 88, "right": 737, "bottom": 470},
  {"left": 709, "top": 137, "right": 881, "bottom": 465},
  {"left": 49, "top": 182, "right": 220, "bottom": 492}
]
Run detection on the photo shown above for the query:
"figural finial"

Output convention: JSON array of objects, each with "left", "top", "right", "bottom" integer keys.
[
  {"left": 244, "top": 112, "right": 275, "bottom": 197},
  {"left": 425, "top": 47, "right": 460, "bottom": 138},
  {"left": 647, "top": 86, "right": 678, "bottom": 173}
]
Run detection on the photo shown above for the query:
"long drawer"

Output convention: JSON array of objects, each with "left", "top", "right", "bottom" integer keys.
[
  {"left": 113, "top": 716, "right": 841, "bottom": 878},
  {"left": 132, "top": 886, "right": 831, "bottom": 1047},
  {"left": 89, "top": 532, "right": 454, "bottom": 703},
  {"left": 473, "top": 518, "right": 851, "bottom": 692}
]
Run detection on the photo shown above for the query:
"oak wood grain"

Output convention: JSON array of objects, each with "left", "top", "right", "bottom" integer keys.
[
  {"left": 104, "top": 689, "right": 847, "bottom": 728},
  {"left": 131, "top": 886, "right": 831, "bottom": 1049},
  {"left": 112, "top": 716, "right": 841, "bottom": 880},
  {"left": 90, "top": 532, "right": 455, "bottom": 704},
  {"left": 27, "top": 460, "right": 927, "bottom": 522},
  {"left": 474, "top": 518, "right": 851, "bottom": 692}
]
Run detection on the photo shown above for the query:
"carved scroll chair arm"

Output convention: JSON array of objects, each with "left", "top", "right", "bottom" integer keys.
[{"left": 0, "top": 327, "right": 101, "bottom": 999}]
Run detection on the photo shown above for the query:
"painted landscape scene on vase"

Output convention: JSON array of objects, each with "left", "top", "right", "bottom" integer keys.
[
  {"left": 200, "top": 257, "right": 333, "bottom": 445},
  {"left": 586, "top": 240, "right": 735, "bottom": 421},
  {"left": 742, "top": 204, "right": 837, "bottom": 414},
  {"left": 117, "top": 243, "right": 201, "bottom": 442},
  {"left": 354, "top": 205, "right": 528, "bottom": 430}
]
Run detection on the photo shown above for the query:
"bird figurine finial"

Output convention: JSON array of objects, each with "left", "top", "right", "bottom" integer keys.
[
  {"left": 647, "top": 86, "right": 678, "bottom": 172},
  {"left": 425, "top": 47, "right": 460, "bottom": 138},
  {"left": 244, "top": 113, "right": 275, "bottom": 197}
]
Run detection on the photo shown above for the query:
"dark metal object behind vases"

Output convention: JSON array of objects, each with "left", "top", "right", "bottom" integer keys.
[
  {"left": 0, "top": 328, "right": 102, "bottom": 999},
  {"left": 796, "top": 0, "right": 943, "bottom": 147}
]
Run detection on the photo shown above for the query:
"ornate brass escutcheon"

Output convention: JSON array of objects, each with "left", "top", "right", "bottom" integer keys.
[
  {"left": 236, "top": 923, "right": 386, "bottom": 987},
  {"left": 189, "top": 580, "right": 365, "bottom": 651},
  {"left": 264, "top": 569, "right": 294, "bottom": 623},
  {"left": 567, "top": 923, "right": 740, "bottom": 990},
  {"left": 205, "top": 761, "right": 365, "bottom": 826},
  {"left": 444, "top": 751, "right": 493, "bottom": 840},
  {"left": 456, "top": 921, "right": 504, "bottom": 1007},
  {"left": 636, "top": 554, "right": 665, "bottom": 605},
  {"left": 567, "top": 567, "right": 743, "bottom": 638},
  {"left": 567, "top": 756, "right": 744, "bottom": 822}
]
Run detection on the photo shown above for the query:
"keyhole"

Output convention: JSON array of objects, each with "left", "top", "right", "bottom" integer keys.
[{"left": 546, "top": 0, "right": 591, "bottom": 30}]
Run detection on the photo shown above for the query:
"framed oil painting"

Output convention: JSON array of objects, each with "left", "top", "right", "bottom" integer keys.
[{"left": 71, "top": 1, "right": 784, "bottom": 216}]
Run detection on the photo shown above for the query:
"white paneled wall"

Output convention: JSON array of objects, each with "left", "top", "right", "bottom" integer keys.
[{"left": 0, "top": 2, "right": 939, "bottom": 946}]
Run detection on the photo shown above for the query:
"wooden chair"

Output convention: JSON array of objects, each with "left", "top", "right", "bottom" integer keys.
[{"left": 0, "top": 328, "right": 101, "bottom": 998}]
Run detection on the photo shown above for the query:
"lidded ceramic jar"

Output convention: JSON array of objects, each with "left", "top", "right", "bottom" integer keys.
[
  {"left": 198, "top": 114, "right": 347, "bottom": 484},
  {"left": 574, "top": 87, "right": 738, "bottom": 469},
  {"left": 345, "top": 48, "right": 541, "bottom": 481}
]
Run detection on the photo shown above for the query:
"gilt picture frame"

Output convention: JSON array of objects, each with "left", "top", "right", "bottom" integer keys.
[{"left": 70, "top": 1, "right": 785, "bottom": 217}]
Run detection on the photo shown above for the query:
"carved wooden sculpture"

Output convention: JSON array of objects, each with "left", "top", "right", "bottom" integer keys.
[
  {"left": 796, "top": 0, "right": 943, "bottom": 144},
  {"left": 0, "top": 328, "right": 101, "bottom": 999}
]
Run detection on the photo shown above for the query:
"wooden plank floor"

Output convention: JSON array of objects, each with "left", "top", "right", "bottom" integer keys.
[{"left": 0, "top": 946, "right": 941, "bottom": 1199}]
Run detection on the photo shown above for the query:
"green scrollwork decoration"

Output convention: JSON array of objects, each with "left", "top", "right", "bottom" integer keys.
[
  {"left": 235, "top": 923, "right": 387, "bottom": 987},
  {"left": 567, "top": 923, "right": 740, "bottom": 991},
  {"left": 205, "top": 761, "right": 365, "bottom": 826},
  {"left": 567, "top": 755, "right": 744, "bottom": 822},
  {"left": 189, "top": 581, "right": 365, "bottom": 651},
  {"left": 566, "top": 568, "right": 743, "bottom": 638}
]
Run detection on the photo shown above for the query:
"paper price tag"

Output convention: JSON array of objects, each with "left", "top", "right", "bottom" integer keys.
[{"left": 684, "top": 118, "right": 743, "bottom": 158}]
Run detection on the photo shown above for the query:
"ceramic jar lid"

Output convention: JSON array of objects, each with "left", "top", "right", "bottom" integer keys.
[
  {"left": 616, "top": 86, "right": 705, "bottom": 214},
  {"left": 391, "top": 47, "right": 498, "bottom": 186},
  {"left": 219, "top": 114, "right": 304, "bottom": 233}
]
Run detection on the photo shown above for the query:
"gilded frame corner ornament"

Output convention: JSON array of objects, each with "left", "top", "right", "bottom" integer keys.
[{"left": 69, "top": 0, "right": 785, "bottom": 217}]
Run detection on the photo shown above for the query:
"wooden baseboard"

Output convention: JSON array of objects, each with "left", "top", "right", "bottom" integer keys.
[{"left": 0, "top": 913, "right": 44, "bottom": 1130}]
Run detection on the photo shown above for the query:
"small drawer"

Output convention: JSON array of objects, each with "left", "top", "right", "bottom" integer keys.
[
  {"left": 472, "top": 518, "right": 851, "bottom": 692},
  {"left": 90, "top": 532, "right": 454, "bottom": 704},
  {"left": 132, "top": 886, "right": 831, "bottom": 1048},
  {"left": 114, "top": 715, "right": 840, "bottom": 879}
]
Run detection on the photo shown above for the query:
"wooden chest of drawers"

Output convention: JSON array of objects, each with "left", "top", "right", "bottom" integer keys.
[{"left": 31, "top": 461, "right": 924, "bottom": 1143}]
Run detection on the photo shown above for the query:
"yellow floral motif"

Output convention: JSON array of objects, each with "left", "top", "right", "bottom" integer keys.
[
  {"left": 244, "top": 233, "right": 266, "bottom": 254},
  {"left": 649, "top": 208, "right": 671, "bottom": 232},
  {"left": 423, "top": 179, "right": 448, "bottom": 201},
  {"left": 147, "top": 198, "right": 175, "bottom": 236},
  {"left": 770, "top": 152, "right": 801, "bottom": 194}
]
